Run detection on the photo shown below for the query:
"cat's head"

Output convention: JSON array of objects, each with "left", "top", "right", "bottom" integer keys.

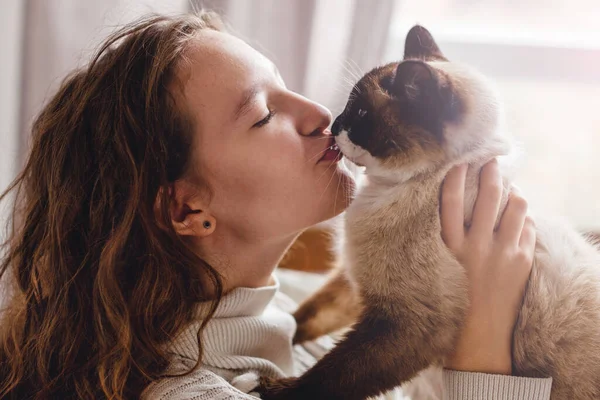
[{"left": 332, "top": 25, "right": 509, "bottom": 181}]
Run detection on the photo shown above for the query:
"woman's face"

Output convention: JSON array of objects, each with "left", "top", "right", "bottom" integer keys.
[{"left": 178, "top": 30, "right": 354, "bottom": 242}]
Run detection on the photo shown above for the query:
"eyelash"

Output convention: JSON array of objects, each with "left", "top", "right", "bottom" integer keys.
[{"left": 253, "top": 110, "right": 275, "bottom": 128}]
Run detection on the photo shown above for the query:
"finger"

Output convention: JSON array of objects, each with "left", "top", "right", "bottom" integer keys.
[
  {"left": 440, "top": 164, "right": 467, "bottom": 249},
  {"left": 470, "top": 159, "right": 503, "bottom": 239},
  {"left": 497, "top": 189, "right": 528, "bottom": 247},
  {"left": 519, "top": 216, "right": 536, "bottom": 254}
]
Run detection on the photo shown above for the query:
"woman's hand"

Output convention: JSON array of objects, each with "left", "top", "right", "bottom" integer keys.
[{"left": 440, "top": 160, "right": 536, "bottom": 375}]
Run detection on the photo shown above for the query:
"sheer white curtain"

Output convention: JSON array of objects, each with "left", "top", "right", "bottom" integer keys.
[
  {"left": 200, "top": 0, "right": 396, "bottom": 113},
  {"left": 17, "top": 0, "right": 190, "bottom": 166}
]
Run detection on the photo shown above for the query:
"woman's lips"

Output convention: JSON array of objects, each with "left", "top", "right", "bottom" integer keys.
[{"left": 318, "top": 140, "right": 342, "bottom": 162}]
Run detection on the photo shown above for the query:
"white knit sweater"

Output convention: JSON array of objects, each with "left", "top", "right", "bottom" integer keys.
[{"left": 141, "top": 277, "right": 553, "bottom": 400}]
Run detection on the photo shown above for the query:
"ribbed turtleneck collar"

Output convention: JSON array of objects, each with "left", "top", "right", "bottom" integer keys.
[
  {"left": 209, "top": 278, "right": 279, "bottom": 318},
  {"left": 168, "top": 275, "right": 296, "bottom": 378}
]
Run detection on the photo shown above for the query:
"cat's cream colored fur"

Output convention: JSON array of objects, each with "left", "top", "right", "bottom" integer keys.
[
  {"left": 248, "top": 26, "right": 600, "bottom": 400},
  {"left": 331, "top": 61, "right": 600, "bottom": 399}
]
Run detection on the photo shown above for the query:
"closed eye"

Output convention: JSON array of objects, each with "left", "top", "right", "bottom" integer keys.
[{"left": 253, "top": 110, "right": 275, "bottom": 128}]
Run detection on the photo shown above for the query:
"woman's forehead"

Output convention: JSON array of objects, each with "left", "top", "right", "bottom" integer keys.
[
  {"left": 180, "top": 30, "right": 273, "bottom": 126},
  {"left": 187, "top": 30, "right": 272, "bottom": 87}
]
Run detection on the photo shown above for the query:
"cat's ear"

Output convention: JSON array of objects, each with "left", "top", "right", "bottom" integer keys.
[
  {"left": 392, "top": 61, "right": 436, "bottom": 101},
  {"left": 404, "top": 25, "right": 447, "bottom": 61}
]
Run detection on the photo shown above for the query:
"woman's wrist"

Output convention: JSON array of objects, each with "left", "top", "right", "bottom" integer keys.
[
  {"left": 446, "top": 344, "right": 512, "bottom": 375},
  {"left": 445, "top": 317, "right": 513, "bottom": 375}
]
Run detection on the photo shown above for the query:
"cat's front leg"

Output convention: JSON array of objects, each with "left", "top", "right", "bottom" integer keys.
[{"left": 255, "top": 309, "right": 449, "bottom": 400}]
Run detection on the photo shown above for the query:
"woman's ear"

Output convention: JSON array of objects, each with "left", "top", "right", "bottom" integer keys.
[
  {"left": 155, "top": 180, "right": 216, "bottom": 238},
  {"left": 172, "top": 205, "right": 216, "bottom": 238}
]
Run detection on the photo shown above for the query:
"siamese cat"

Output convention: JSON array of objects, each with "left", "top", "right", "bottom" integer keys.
[{"left": 235, "top": 25, "right": 600, "bottom": 400}]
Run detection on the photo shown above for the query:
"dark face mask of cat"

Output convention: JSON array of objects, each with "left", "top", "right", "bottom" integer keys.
[{"left": 332, "top": 25, "right": 504, "bottom": 179}]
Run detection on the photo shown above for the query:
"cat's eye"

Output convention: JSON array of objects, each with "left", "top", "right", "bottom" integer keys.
[
  {"left": 358, "top": 109, "right": 367, "bottom": 118},
  {"left": 380, "top": 76, "right": 394, "bottom": 95}
]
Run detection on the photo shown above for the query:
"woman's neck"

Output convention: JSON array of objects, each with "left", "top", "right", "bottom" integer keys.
[{"left": 196, "top": 230, "right": 299, "bottom": 294}]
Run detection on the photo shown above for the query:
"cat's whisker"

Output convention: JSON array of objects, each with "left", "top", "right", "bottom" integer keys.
[
  {"left": 332, "top": 81, "right": 348, "bottom": 89},
  {"left": 318, "top": 162, "right": 339, "bottom": 203},
  {"left": 333, "top": 166, "right": 343, "bottom": 215},
  {"left": 306, "top": 148, "right": 329, "bottom": 164},
  {"left": 305, "top": 141, "right": 338, "bottom": 164},
  {"left": 340, "top": 76, "right": 357, "bottom": 91},
  {"left": 342, "top": 59, "right": 362, "bottom": 83},
  {"left": 332, "top": 85, "right": 352, "bottom": 97},
  {"left": 339, "top": 59, "right": 356, "bottom": 79},
  {"left": 307, "top": 136, "right": 334, "bottom": 140},
  {"left": 315, "top": 156, "right": 339, "bottom": 184},
  {"left": 339, "top": 61, "right": 360, "bottom": 90},
  {"left": 348, "top": 58, "right": 364, "bottom": 81},
  {"left": 336, "top": 64, "right": 355, "bottom": 82},
  {"left": 340, "top": 70, "right": 356, "bottom": 83},
  {"left": 332, "top": 81, "right": 354, "bottom": 99},
  {"left": 347, "top": 58, "right": 363, "bottom": 79}
]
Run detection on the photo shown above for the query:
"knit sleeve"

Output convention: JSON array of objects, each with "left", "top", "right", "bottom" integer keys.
[
  {"left": 443, "top": 370, "right": 552, "bottom": 400},
  {"left": 141, "top": 369, "right": 259, "bottom": 400}
]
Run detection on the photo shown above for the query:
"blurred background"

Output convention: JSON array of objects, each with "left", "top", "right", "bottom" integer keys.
[{"left": 1, "top": 0, "right": 599, "bottom": 267}]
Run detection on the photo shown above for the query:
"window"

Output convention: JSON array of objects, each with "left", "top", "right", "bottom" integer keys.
[{"left": 384, "top": 0, "right": 600, "bottom": 231}]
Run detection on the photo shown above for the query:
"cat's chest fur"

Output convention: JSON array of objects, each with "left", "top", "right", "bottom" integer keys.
[{"left": 342, "top": 171, "right": 468, "bottom": 313}]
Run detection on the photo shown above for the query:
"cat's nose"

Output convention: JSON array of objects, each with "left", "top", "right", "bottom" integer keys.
[{"left": 331, "top": 117, "right": 342, "bottom": 136}]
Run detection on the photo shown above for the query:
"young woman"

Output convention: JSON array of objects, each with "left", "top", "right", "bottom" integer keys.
[{"left": 0, "top": 11, "right": 552, "bottom": 399}]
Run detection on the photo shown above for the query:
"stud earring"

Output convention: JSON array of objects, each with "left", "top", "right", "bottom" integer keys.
[{"left": 203, "top": 221, "right": 212, "bottom": 229}]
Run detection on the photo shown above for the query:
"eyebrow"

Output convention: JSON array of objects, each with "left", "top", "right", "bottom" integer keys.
[
  {"left": 232, "top": 63, "right": 281, "bottom": 122},
  {"left": 233, "top": 85, "right": 260, "bottom": 122}
]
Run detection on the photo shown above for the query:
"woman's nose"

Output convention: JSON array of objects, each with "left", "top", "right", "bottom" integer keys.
[{"left": 290, "top": 93, "right": 332, "bottom": 136}]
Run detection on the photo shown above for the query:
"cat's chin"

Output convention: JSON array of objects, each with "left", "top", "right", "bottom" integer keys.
[
  {"left": 347, "top": 159, "right": 365, "bottom": 168},
  {"left": 364, "top": 158, "right": 439, "bottom": 185},
  {"left": 334, "top": 131, "right": 373, "bottom": 168},
  {"left": 337, "top": 151, "right": 368, "bottom": 168}
]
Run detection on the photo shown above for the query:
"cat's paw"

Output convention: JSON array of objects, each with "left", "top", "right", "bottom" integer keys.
[
  {"left": 233, "top": 374, "right": 302, "bottom": 400},
  {"left": 254, "top": 376, "right": 301, "bottom": 400},
  {"left": 231, "top": 372, "right": 261, "bottom": 397}
]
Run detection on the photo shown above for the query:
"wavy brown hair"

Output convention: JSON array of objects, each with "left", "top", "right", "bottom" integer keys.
[{"left": 0, "top": 12, "right": 225, "bottom": 399}]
